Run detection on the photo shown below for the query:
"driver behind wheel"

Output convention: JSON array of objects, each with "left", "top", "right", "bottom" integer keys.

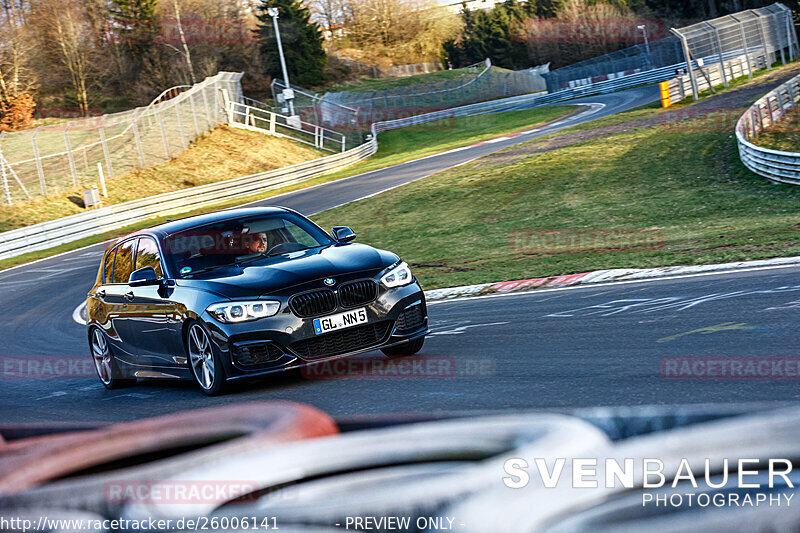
[{"left": 245, "top": 232, "right": 269, "bottom": 254}]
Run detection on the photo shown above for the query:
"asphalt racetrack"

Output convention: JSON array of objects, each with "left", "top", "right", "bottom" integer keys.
[{"left": 7, "top": 85, "right": 796, "bottom": 423}]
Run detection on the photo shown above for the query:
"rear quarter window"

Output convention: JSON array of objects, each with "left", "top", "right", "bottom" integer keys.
[
  {"left": 112, "top": 240, "right": 137, "bottom": 284},
  {"left": 103, "top": 247, "right": 117, "bottom": 283}
]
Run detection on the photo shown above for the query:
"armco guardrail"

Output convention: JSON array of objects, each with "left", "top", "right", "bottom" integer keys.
[
  {"left": 0, "top": 89, "right": 556, "bottom": 262},
  {"left": 735, "top": 72, "right": 800, "bottom": 184}
]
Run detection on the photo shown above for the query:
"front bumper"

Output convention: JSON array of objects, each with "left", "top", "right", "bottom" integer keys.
[{"left": 202, "top": 281, "right": 429, "bottom": 380}]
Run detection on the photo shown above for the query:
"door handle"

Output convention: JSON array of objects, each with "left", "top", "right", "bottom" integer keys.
[
  {"left": 125, "top": 291, "right": 135, "bottom": 301},
  {"left": 96, "top": 290, "right": 106, "bottom": 299}
]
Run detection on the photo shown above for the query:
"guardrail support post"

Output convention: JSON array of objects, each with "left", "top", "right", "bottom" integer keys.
[
  {"left": 63, "top": 122, "right": 79, "bottom": 187},
  {"left": 31, "top": 128, "right": 47, "bottom": 196},
  {"left": 269, "top": 112, "right": 276, "bottom": 135}
]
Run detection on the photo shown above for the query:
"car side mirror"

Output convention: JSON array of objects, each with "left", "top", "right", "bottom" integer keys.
[
  {"left": 332, "top": 226, "right": 356, "bottom": 242},
  {"left": 129, "top": 266, "right": 160, "bottom": 287}
]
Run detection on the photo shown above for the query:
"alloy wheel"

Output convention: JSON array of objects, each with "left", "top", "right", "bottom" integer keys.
[
  {"left": 91, "top": 328, "right": 113, "bottom": 385},
  {"left": 188, "top": 324, "right": 215, "bottom": 391}
]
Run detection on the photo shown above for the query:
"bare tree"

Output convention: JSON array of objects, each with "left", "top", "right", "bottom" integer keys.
[
  {"left": 335, "top": 0, "right": 459, "bottom": 64},
  {"left": 169, "top": 0, "right": 197, "bottom": 84},
  {"left": 33, "top": 0, "right": 100, "bottom": 115},
  {"left": 0, "top": 0, "right": 37, "bottom": 104}
]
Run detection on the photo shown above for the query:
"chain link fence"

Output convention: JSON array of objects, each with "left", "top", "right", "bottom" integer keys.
[
  {"left": 274, "top": 60, "right": 548, "bottom": 130},
  {"left": 0, "top": 72, "right": 244, "bottom": 205},
  {"left": 543, "top": 3, "right": 798, "bottom": 100}
]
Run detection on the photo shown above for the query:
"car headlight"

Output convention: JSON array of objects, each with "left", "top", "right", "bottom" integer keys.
[
  {"left": 380, "top": 261, "right": 413, "bottom": 288},
  {"left": 207, "top": 300, "right": 280, "bottom": 323}
]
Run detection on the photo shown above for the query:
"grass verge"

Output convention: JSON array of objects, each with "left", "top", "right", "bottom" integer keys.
[{"left": 312, "top": 110, "right": 800, "bottom": 290}]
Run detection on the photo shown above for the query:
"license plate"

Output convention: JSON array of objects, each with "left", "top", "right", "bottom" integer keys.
[{"left": 313, "top": 307, "right": 368, "bottom": 335}]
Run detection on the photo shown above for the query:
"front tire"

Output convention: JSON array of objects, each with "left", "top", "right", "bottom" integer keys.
[
  {"left": 90, "top": 327, "right": 134, "bottom": 389},
  {"left": 381, "top": 337, "right": 425, "bottom": 357},
  {"left": 186, "top": 322, "right": 227, "bottom": 396}
]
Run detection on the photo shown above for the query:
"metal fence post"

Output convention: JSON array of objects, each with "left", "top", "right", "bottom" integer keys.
[
  {"left": 705, "top": 22, "right": 728, "bottom": 88},
  {"left": 1, "top": 158, "right": 12, "bottom": 205},
  {"left": 671, "top": 28, "right": 699, "bottom": 101},
  {"left": 201, "top": 82, "right": 213, "bottom": 130},
  {"left": 752, "top": 10, "right": 772, "bottom": 69},
  {"left": 775, "top": 12, "right": 786, "bottom": 65},
  {"left": 131, "top": 110, "right": 146, "bottom": 167},
  {"left": 188, "top": 93, "right": 201, "bottom": 137},
  {"left": 98, "top": 116, "right": 115, "bottom": 180},
  {"left": 63, "top": 122, "right": 79, "bottom": 187},
  {"left": 157, "top": 109, "right": 171, "bottom": 159},
  {"left": 31, "top": 128, "right": 47, "bottom": 196},
  {"left": 175, "top": 102, "right": 188, "bottom": 150},
  {"left": 728, "top": 15, "right": 753, "bottom": 79}
]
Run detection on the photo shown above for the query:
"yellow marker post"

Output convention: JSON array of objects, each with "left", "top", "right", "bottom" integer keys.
[{"left": 659, "top": 81, "right": 671, "bottom": 108}]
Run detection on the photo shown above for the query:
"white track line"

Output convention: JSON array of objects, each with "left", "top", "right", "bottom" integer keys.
[{"left": 427, "top": 262, "right": 800, "bottom": 305}]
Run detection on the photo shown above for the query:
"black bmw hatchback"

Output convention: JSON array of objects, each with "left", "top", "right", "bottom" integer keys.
[{"left": 86, "top": 207, "right": 429, "bottom": 395}]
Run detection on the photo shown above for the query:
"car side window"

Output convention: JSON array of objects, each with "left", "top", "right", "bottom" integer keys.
[
  {"left": 103, "top": 247, "right": 117, "bottom": 284},
  {"left": 112, "top": 240, "right": 136, "bottom": 284},
  {"left": 285, "top": 221, "right": 320, "bottom": 248},
  {"left": 135, "top": 237, "right": 163, "bottom": 278}
]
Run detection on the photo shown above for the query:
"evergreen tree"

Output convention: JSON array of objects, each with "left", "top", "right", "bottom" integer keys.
[
  {"left": 256, "top": 0, "right": 326, "bottom": 88},
  {"left": 444, "top": 0, "right": 535, "bottom": 69},
  {"left": 109, "top": 0, "right": 159, "bottom": 57}
]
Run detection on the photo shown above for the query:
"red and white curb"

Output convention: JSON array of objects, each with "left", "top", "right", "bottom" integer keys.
[{"left": 423, "top": 255, "right": 800, "bottom": 301}]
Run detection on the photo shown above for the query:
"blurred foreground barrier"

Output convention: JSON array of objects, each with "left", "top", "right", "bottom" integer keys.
[{"left": 0, "top": 401, "right": 336, "bottom": 496}]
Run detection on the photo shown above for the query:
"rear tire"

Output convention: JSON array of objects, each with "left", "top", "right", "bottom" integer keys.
[
  {"left": 89, "top": 327, "right": 135, "bottom": 389},
  {"left": 381, "top": 337, "right": 425, "bottom": 357},
  {"left": 186, "top": 322, "right": 228, "bottom": 396}
]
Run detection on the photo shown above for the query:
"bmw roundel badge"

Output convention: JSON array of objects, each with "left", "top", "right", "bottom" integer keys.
[{"left": 323, "top": 278, "right": 336, "bottom": 286}]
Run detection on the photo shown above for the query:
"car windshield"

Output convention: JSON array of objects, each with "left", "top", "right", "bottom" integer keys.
[{"left": 163, "top": 212, "right": 334, "bottom": 277}]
